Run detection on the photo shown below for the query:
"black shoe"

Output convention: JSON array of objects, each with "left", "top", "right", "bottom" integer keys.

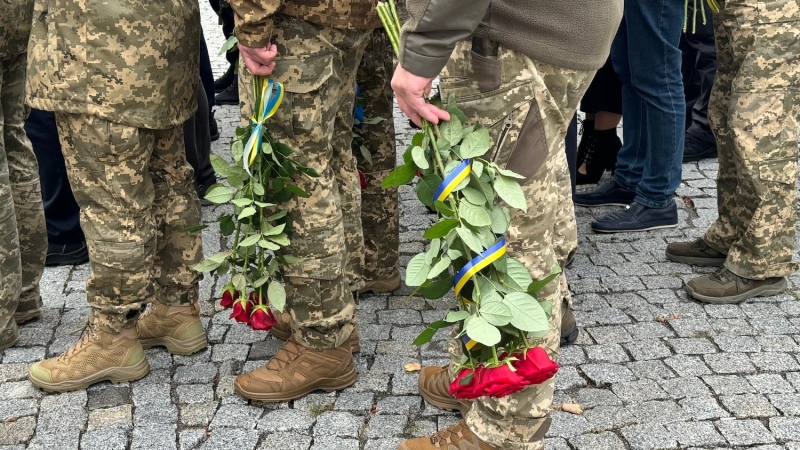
[
  {"left": 682, "top": 132, "right": 718, "bottom": 163},
  {"left": 576, "top": 128, "right": 622, "bottom": 185},
  {"left": 46, "top": 242, "right": 89, "bottom": 266},
  {"left": 214, "top": 66, "right": 235, "bottom": 93},
  {"left": 215, "top": 78, "right": 239, "bottom": 106},
  {"left": 592, "top": 201, "right": 678, "bottom": 233},
  {"left": 573, "top": 180, "right": 635, "bottom": 207},
  {"left": 209, "top": 112, "right": 220, "bottom": 142}
]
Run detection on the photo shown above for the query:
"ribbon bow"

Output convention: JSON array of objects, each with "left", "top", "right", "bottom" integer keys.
[{"left": 242, "top": 79, "right": 285, "bottom": 174}]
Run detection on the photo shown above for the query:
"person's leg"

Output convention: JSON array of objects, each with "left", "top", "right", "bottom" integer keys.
[
  {"left": 26, "top": 108, "right": 87, "bottom": 266},
  {"left": 682, "top": 4, "right": 719, "bottom": 162},
  {"left": 3, "top": 52, "right": 46, "bottom": 322},
  {"left": 183, "top": 82, "right": 216, "bottom": 200},
  {"left": 355, "top": 28, "right": 400, "bottom": 292},
  {"left": 565, "top": 114, "right": 577, "bottom": 194}
]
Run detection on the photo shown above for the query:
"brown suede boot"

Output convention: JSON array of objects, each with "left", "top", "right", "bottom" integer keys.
[
  {"left": 399, "top": 421, "right": 498, "bottom": 450},
  {"left": 136, "top": 302, "right": 207, "bottom": 356},
  {"left": 234, "top": 337, "right": 357, "bottom": 402},
  {"left": 28, "top": 325, "right": 149, "bottom": 392},
  {"left": 359, "top": 273, "right": 401, "bottom": 294},
  {"left": 270, "top": 312, "right": 361, "bottom": 353},
  {"left": 418, "top": 365, "right": 472, "bottom": 415}
]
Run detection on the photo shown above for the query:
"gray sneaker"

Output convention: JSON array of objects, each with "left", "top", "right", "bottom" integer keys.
[
  {"left": 666, "top": 238, "right": 726, "bottom": 266},
  {"left": 686, "top": 268, "right": 787, "bottom": 304}
]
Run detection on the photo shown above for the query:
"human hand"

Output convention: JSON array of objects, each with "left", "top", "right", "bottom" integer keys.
[
  {"left": 391, "top": 66, "right": 450, "bottom": 126},
  {"left": 239, "top": 43, "right": 279, "bottom": 76}
]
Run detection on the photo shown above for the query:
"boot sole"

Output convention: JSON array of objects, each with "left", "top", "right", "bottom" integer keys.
[
  {"left": 270, "top": 328, "right": 361, "bottom": 353},
  {"left": 665, "top": 250, "right": 725, "bottom": 267},
  {"left": 560, "top": 326, "right": 579, "bottom": 347},
  {"left": 14, "top": 310, "right": 41, "bottom": 324},
  {"left": 592, "top": 223, "right": 677, "bottom": 233},
  {"left": 359, "top": 276, "right": 402, "bottom": 294},
  {"left": 234, "top": 364, "right": 357, "bottom": 402},
  {"left": 139, "top": 334, "right": 208, "bottom": 356},
  {"left": 0, "top": 336, "right": 19, "bottom": 352},
  {"left": 29, "top": 358, "right": 150, "bottom": 393},
  {"left": 686, "top": 278, "right": 788, "bottom": 305}
]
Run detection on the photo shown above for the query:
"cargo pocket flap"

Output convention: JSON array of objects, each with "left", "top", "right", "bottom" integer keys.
[
  {"left": 273, "top": 52, "right": 334, "bottom": 94},
  {"left": 759, "top": 159, "right": 797, "bottom": 184},
  {"left": 282, "top": 253, "right": 342, "bottom": 280}
]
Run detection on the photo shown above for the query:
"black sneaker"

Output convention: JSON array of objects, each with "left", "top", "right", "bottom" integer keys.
[
  {"left": 209, "top": 112, "right": 220, "bottom": 142},
  {"left": 215, "top": 78, "right": 239, "bottom": 106},
  {"left": 573, "top": 180, "right": 635, "bottom": 207},
  {"left": 592, "top": 201, "right": 678, "bottom": 233},
  {"left": 214, "top": 66, "right": 235, "bottom": 93},
  {"left": 46, "top": 242, "right": 89, "bottom": 266},
  {"left": 682, "top": 132, "right": 717, "bottom": 163}
]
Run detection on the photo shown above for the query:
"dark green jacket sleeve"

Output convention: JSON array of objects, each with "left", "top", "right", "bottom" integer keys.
[{"left": 400, "top": 0, "right": 491, "bottom": 78}]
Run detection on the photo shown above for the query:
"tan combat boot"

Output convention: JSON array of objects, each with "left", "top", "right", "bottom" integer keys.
[
  {"left": 28, "top": 325, "right": 149, "bottom": 392},
  {"left": 234, "top": 337, "right": 356, "bottom": 402},
  {"left": 359, "top": 273, "right": 401, "bottom": 294},
  {"left": 418, "top": 365, "right": 472, "bottom": 416},
  {"left": 270, "top": 311, "right": 361, "bottom": 353},
  {"left": 136, "top": 302, "right": 207, "bottom": 356},
  {"left": 399, "top": 421, "right": 498, "bottom": 450}
]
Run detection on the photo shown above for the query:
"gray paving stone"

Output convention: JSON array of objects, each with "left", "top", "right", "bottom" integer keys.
[
  {"left": 1, "top": 346, "right": 45, "bottom": 363},
  {"left": 569, "top": 431, "right": 626, "bottom": 450},
  {"left": 36, "top": 391, "right": 87, "bottom": 432},
  {"left": 627, "top": 360, "right": 676, "bottom": 380},
  {"left": 580, "top": 363, "right": 637, "bottom": 385},
  {"left": 544, "top": 437, "right": 571, "bottom": 450},
  {"left": 664, "top": 355, "right": 712, "bottom": 377},
  {"left": 625, "top": 322, "right": 674, "bottom": 340},
  {"left": 555, "top": 366, "right": 588, "bottom": 390},
  {"left": 87, "top": 385, "right": 130, "bottom": 410},
  {"left": 27, "top": 430, "right": 80, "bottom": 450},
  {"left": 180, "top": 402, "right": 218, "bottom": 427},
  {"left": 579, "top": 404, "right": 638, "bottom": 433},
  {"left": 768, "top": 393, "right": 800, "bottom": 416},
  {"left": 179, "top": 429, "right": 207, "bottom": 450},
  {"left": 314, "top": 411, "right": 363, "bottom": 438},
  {"left": 0, "top": 381, "right": 39, "bottom": 401},
  {"left": 0, "top": 399, "right": 38, "bottom": 421},
  {"left": 713, "top": 335, "right": 761, "bottom": 353},
  {"left": 87, "top": 405, "right": 132, "bottom": 431},
  {"left": 365, "top": 415, "right": 407, "bottom": 438},
  {"left": 612, "top": 379, "right": 670, "bottom": 403},
  {"left": 716, "top": 419, "right": 776, "bottom": 446},
  {"left": 347, "top": 372, "right": 390, "bottom": 392},
  {"left": 624, "top": 340, "right": 673, "bottom": 360},
  {"left": 0, "top": 416, "right": 36, "bottom": 445},
  {"left": 621, "top": 423, "right": 678, "bottom": 450},
  {"left": 659, "top": 376, "right": 711, "bottom": 399},
  {"left": 703, "top": 375, "right": 756, "bottom": 395},
  {"left": 586, "top": 325, "right": 634, "bottom": 344},
  {"left": 309, "top": 437, "right": 359, "bottom": 450},
  {"left": 176, "top": 384, "right": 215, "bottom": 404},
  {"left": 80, "top": 427, "right": 128, "bottom": 450},
  {"left": 757, "top": 334, "right": 800, "bottom": 352},
  {"left": 131, "top": 424, "right": 177, "bottom": 450},
  {"left": 720, "top": 394, "right": 779, "bottom": 418},
  {"left": 747, "top": 374, "right": 796, "bottom": 394},
  {"left": 211, "top": 343, "right": 250, "bottom": 362},
  {"left": 750, "top": 352, "right": 800, "bottom": 372},
  {"left": 710, "top": 318, "right": 756, "bottom": 335},
  {"left": 668, "top": 318, "right": 712, "bottom": 338},
  {"left": 665, "top": 421, "right": 725, "bottom": 447},
  {"left": 210, "top": 404, "right": 262, "bottom": 429},
  {"left": 629, "top": 400, "right": 689, "bottom": 425},
  {"left": 750, "top": 317, "right": 798, "bottom": 335},
  {"left": 0, "top": 363, "right": 28, "bottom": 383},
  {"left": 199, "top": 429, "right": 261, "bottom": 450},
  {"left": 257, "top": 433, "right": 312, "bottom": 450},
  {"left": 704, "top": 353, "right": 756, "bottom": 374},
  {"left": 174, "top": 363, "right": 217, "bottom": 383},
  {"left": 770, "top": 417, "right": 800, "bottom": 441},
  {"left": 376, "top": 395, "right": 422, "bottom": 415},
  {"left": 574, "top": 388, "right": 622, "bottom": 408},
  {"left": 666, "top": 337, "right": 717, "bottom": 355},
  {"left": 679, "top": 397, "right": 730, "bottom": 420},
  {"left": 558, "top": 345, "right": 586, "bottom": 365},
  {"left": 546, "top": 411, "right": 591, "bottom": 439},
  {"left": 258, "top": 409, "right": 314, "bottom": 433}
]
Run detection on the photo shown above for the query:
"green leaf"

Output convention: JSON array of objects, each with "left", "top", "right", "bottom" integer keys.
[
  {"left": 428, "top": 256, "right": 451, "bottom": 279},
  {"left": 253, "top": 275, "right": 270, "bottom": 288},
  {"left": 207, "top": 251, "right": 231, "bottom": 264},
  {"left": 359, "top": 144, "right": 373, "bottom": 166},
  {"left": 494, "top": 174, "right": 528, "bottom": 212},
  {"left": 479, "top": 301, "right": 513, "bottom": 326},
  {"left": 459, "top": 128, "right": 492, "bottom": 159},
  {"left": 423, "top": 219, "right": 459, "bottom": 239},
  {"left": 433, "top": 200, "right": 455, "bottom": 217},
  {"left": 446, "top": 106, "right": 468, "bottom": 126},
  {"left": 490, "top": 207, "right": 512, "bottom": 234},
  {"left": 285, "top": 184, "right": 311, "bottom": 198},
  {"left": 262, "top": 223, "right": 286, "bottom": 236},
  {"left": 267, "top": 210, "right": 287, "bottom": 221},
  {"left": 232, "top": 197, "right": 253, "bottom": 208},
  {"left": 527, "top": 265, "right": 562, "bottom": 296},
  {"left": 426, "top": 238, "right": 441, "bottom": 265},
  {"left": 458, "top": 201, "right": 492, "bottom": 227},
  {"left": 445, "top": 310, "right": 470, "bottom": 322},
  {"left": 363, "top": 116, "right": 385, "bottom": 125},
  {"left": 231, "top": 139, "right": 244, "bottom": 163},
  {"left": 279, "top": 254, "right": 304, "bottom": 265},
  {"left": 220, "top": 216, "right": 235, "bottom": 236},
  {"left": 268, "top": 233, "right": 290, "bottom": 246},
  {"left": 258, "top": 239, "right": 280, "bottom": 250},
  {"left": 219, "top": 34, "right": 238, "bottom": 55},
  {"left": 460, "top": 187, "right": 486, "bottom": 206},
  {"left": 416, "top": 174, "right": 442, "bottom": 209},
  {"left": 253, "top": 182, "right": 265, "bottom": 196},
  {"left": 406, "top": 253, "right": 432, "bottom": 287},
  {"left": 193, "top": 258, "right": 221, "bottom": 273},
  {"left": 472, "top": 160, "right": 484, "bottom": 178},
  {"left": 495, "top": 165, "right": 526, "bottom": 179},
  {"left": 440, "top": 115, "right": 463, "bottom": 146},
  {"left": 268, "top": 281, "right": 286, "bottom": 312},
  {"left": 502, "top": 292, "right": 549, "bottom": 333},
  {"left": 210, "top": 155, "right": 231, "bottom": 178},
  {"left": 456, "top": 227, "right": 484, "bottom": 254},
  {"left": 238, "top": 233, "right": 261, "bottom": 247},
  {"left": 446, "top": 248, "right": 462, "bottom": 260},
  {"left": 412, "top": 320, "right": 450, "bottom": 346},
  {"left": 411, "top": 132, "right": 425, "bottom": 147},
  {"left": 505, "top": 258, "right": 533, "bottom": 290},
  {"left": 238, "top": 206, "right": 256, "bottom": 220},
  {"left": 381, "top": 164, "right": 416, "bottom": 187},
  {"left": 411, "top": 146, "right": 429, "bottom": 170},
  {"left": 181, "top": 224, "right": 208, "bottom": 233},
  {"left": 204, "top": 184, "right": 234, "bottom": 204},
  {"left": 232, "top": 274, "right": 247, "bottom": 292},
  {"left": 261, "top": 142, "right": 273, "bottom": 154},
  {"left": 465, "top": 316, "right": 501, "bottom": 346},
  {"left": 418, "top": 276, "right": 454, "bottom": 299}
]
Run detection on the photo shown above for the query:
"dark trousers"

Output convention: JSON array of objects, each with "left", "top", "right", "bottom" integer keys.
[
  {"left": 200, "top": 30, "right": 215, "bottom": 111},
  {"left": 680, "top": 2, "right": 717, "bottom": 142},
  {"left": 26, "top": 108, "right": 84, "bottom": 245},
  {"left": 184, "top": 83, "right": 216, "bottom": 196},
  {"left": 566, "top": 114, "right": 578, "bottom": 195},
  {"left": 208, "top": 0, "right": 239, "bottom": 67}
]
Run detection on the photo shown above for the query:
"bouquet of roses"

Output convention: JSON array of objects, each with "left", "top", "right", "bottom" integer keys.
[
  {"left": 192, "top": 75, "right": 318, "bottom": 331},
  {"left": 377, "top": 1, "right": 559, "bottom": 399}
]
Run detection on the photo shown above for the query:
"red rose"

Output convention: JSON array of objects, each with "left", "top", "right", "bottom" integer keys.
[
  {"left": 230, "top": 297, "right": 253, "bottom": 323},
  {"left": 513, "top": 346, "right": 559, "bottom": 385},
  {"left": 358, "top": 169, "right": 367, "bottom": 189},
  {"left": 449, "top": 368, "right": 476, "bottom": 399},
  {"left": 475, "top": 363, "right": 532, "bottom": 398},
  {"left": 249, "top": 305, "right": 277, "bottom": 331},
  {"left": 220, "top": 284, "right": 239, "bottom": 309},
  {"left": 249, "top": 291, "right": 263, "bottom": 305}
]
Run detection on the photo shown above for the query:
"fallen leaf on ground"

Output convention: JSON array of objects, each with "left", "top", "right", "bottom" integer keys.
[
  {"left": 404, "top": 362, "right": 422, "bottom": 372},
  {"left": 560, "top": 403, "right": 584, "bottom": 415}
]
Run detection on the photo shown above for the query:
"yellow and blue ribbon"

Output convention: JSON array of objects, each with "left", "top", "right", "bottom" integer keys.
[
  {"left": 433, "top": 159, "right": 472, "bottom": 202},
  {"left": 243, "top": 79, "right": 285, "bottom": 174},
  {"left": 462, "top": 334, "right": 482, "bottom": 351},
  {"left": 453, "top": 237, "right": 507, "bottom": 296}
]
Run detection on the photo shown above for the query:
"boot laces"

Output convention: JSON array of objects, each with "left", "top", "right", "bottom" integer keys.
[
  {"left": 712, "top": 267, "right": 736, "bottom": 283},
  {"left": 266, "top": 339, "right": 304, "bottom": 372},
  {"left": 59, "top": 323, "right": 99, "bottom": 362}
]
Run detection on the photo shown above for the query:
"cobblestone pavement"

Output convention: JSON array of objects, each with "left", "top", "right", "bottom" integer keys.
[{"left": 3, "top": 8, "right": 800, "bottom": 450}]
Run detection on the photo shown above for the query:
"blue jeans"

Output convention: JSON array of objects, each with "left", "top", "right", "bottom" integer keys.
[{"left": 611, "top": 1, "right": 685, "bottom": 209}]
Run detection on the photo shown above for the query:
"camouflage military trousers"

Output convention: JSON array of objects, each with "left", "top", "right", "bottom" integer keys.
[
  {"left": 702, "top": 0, "right": 800, "bottom": 280},
  {"left": 54, "top": 114, "right": 203, "bottom": 333},
  {"left": 255, "top": 15, "right": 371, "bottom": 350},
  {"left": 354, "top": 29, "right": 399, "bottom": 283},
  {"left": 0, "top": 51, "right": 46, "bottom": 340},
  {"left": 440, "top": 40, "right": 593, "bottom": 450}
]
